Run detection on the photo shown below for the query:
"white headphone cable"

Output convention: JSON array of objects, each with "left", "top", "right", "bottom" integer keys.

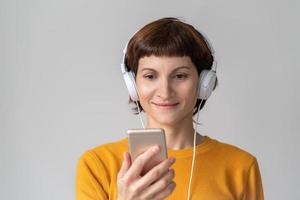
[
  {"left": 135, "top": 100, "right": 145, "bottom": 128},
  {"left": 187, "top": 99, "right": 204, "bottom": 200}
]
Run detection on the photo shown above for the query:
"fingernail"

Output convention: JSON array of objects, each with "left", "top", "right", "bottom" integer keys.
[
  {"left": 152, "top": 145, "right": 159, "bottom": 153},
  {"left": 169, "top": 157, "right": 176, "bottom": 164},
  {"left": 169, "top": 181, "right": 176, "bottom": 189}
]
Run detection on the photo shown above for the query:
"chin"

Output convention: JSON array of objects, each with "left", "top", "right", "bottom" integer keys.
[
  {"left": 146, "top": 107, "right": 194, "bottom": 126},
  {"left": 152, "top": 115, "right": 182, "bottom": 126}
]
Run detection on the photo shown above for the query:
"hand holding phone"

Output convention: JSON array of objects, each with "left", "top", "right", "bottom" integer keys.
[{"left": 116, "top": 128, "right": 176, "bottom": 200}]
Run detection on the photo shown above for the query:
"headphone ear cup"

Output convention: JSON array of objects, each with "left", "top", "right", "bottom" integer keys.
[
  {"left": 198, "top": 70, "right": 217, "bottom": 100},
  {"left": 123, "top": 71, "right": 139, "bottom": 101}
]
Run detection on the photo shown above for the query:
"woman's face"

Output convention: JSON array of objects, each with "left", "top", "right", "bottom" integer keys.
[{"left": 136, "top": 55, "right": 199, "bottom": 126}]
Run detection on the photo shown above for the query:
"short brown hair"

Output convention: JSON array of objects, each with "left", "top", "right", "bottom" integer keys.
[{"left": 125, "top": 17, "right": 218, "bottom": 115}]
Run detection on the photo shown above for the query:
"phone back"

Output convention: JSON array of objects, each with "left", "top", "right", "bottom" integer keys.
[{"left": 127, "top": 128, "right": 168, "bottom": 175}]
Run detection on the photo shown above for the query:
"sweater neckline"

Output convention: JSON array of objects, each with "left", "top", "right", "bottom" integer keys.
[
  {"left": 167, "top": 136, "right": 217, "bottom": 158},
  {"left": 120, "top": 135, "right": 218, "bottom": 158}
]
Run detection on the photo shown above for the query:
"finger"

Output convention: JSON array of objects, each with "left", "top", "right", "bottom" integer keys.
[
  {"left": 118, "top": 152, "right": 131, "bottom": 179},
  {"left": 139, "top": 157, "right": 175, "bottom": 188},
  {"left": 140, "top": 168, "right": 175, "bottom": 199},
  {"left": 151, "top": 181, "right": 176, "bottom": 200},
  {"left": 124, "top": 145, "right": 160, "bottom": 181},
  {"left": 132, "top": 157, "right": 175, "bottom": 193}
]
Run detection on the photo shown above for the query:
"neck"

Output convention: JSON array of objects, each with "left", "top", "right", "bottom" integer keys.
[{"left": 146, "top": 113, "right": 203, "bottom": 150}]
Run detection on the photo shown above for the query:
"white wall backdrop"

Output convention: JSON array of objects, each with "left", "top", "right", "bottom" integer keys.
[{"left": 1, "top": 0, "right": 299, "bottom": 199}]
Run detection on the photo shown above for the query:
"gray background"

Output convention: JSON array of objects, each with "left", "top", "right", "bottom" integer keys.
[{"left": 1, "top": 0, "right": 299, "bottom": 199}]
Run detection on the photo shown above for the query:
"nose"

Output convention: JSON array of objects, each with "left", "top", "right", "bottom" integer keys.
[{"left": 157, "top": 78, "right": 173, "bottom": 100}]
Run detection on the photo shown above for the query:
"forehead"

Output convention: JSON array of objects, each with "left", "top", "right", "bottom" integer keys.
[{"left": 137, "top": 55, "right": 196, "bottom": 72}]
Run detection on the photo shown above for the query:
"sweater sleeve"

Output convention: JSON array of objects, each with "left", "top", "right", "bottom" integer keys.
[
  {"left": 243, "top": 158, "right": 264, "bottom": 200},
  {"left": 76, "top": 150, "right": 109, "bottom": 200}
]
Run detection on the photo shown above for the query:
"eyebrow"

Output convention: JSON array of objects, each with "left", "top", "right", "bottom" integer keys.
[{"left": 140, "top": 66, "right": 191, "bottom": 72}]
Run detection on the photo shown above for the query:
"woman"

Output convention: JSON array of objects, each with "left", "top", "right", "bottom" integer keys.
[{"left": 76, "top": 17, "right": 264, "bottom": 200}]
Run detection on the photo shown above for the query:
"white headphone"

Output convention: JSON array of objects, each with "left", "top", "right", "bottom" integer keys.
[{"left": 120, "top": 41, "right": 217, "bottom": 102}]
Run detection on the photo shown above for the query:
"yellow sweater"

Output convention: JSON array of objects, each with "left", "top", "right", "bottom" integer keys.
[{"left": 76, "top": 136, "right": 264, "bottom": 200}]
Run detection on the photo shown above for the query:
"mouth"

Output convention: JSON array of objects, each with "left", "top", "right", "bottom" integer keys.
[{"left": 152, "top": 102, "right": 179, "bottom": 109}]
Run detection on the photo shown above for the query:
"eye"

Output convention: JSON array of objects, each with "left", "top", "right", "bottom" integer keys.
[
  {"left": 175, "top": 73, "right": 188, "bottom": 79},
  {"left": 143, "top": 74, "right": 155, "bottom": 80}
]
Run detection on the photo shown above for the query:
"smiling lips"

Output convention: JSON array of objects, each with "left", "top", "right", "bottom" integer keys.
[{"left": 152, "top": 102, "right": 179, "bottom": 109}]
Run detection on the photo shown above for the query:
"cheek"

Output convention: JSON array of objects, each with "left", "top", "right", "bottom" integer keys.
[
  {"left": 137, "top": 85, "right": 155, "bottom": 112},
  {"left": 136, "top": 83, "right": 155, "bottom": 100},
  {"left": 180, "top": 82, "right": 198, "bottom": 97}
]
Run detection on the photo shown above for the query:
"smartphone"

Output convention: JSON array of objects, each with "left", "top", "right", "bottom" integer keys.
[{"left": 127, "top": 128, "right": 168, "bottom": 175}]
